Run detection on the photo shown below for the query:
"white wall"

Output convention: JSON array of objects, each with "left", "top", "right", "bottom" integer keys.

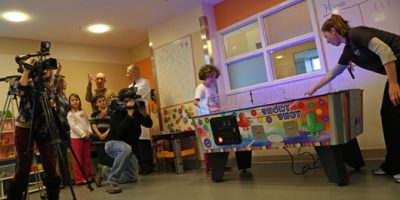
[
  {"left": 131, "top": 39, "right": 151, "bottom": 63},
  {"left": 148, "top": 5, "right": 203, "bottom": 49}
]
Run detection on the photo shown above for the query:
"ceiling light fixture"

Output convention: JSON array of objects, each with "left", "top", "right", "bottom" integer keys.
[
  {"left": 2, "top": 11, "right": 29, "bottom": 22},
  {"left": 87, "top": 24, "right": 111, "bottom": 33}
]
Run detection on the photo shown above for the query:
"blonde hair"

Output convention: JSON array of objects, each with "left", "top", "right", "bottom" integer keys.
[{"left": 322, "top": 14, "right": 350, "bottom": 37}]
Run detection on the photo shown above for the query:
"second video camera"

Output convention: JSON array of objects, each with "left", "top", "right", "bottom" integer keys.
[{"left": 108, "top": 87, "right": 144, "bottom": 113}]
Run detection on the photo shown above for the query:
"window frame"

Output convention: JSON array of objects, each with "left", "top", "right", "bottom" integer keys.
[{"left": 217, "top": 0, "right": 327, "bottom": 95}]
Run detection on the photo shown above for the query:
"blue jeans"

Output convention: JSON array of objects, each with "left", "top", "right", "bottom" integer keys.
[{"left": 104, "top": 140, "right": 138, "bottom": 184}]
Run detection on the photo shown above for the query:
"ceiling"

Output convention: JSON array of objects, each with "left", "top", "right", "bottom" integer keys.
[{"left": 0, "top": 0, "right": 221, "bottom": 49}]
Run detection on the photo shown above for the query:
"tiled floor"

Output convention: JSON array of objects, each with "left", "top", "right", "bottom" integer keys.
[{"left": 31, "top": 159, "right": 399, "bottom": 200}]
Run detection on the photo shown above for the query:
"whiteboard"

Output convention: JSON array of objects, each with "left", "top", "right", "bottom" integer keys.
[
  {"left": 314, "top": 0, "right": 400, "bottom": 72},
  {"left": 154, "top": 36, "right": 196, "bottom": 108}
]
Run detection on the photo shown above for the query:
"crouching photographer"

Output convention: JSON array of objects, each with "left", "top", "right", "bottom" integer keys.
[
  {"left": 8, "top": 56, "right": 60, "bottom": 200},
  {"left": 103, "top": 88, "right": 152, "bottom": 194}
]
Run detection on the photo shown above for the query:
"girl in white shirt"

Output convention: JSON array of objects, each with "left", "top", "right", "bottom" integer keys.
[{"left": 67, "top": 93, "right": 92, "bottom": 185}]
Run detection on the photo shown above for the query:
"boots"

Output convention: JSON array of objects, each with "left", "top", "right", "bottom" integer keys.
[
  {"left": 44, "top": 177, "right": 61, "bottom": 200},
  {"left": 7, "top": 181, "right": 26, "bottom": 200}
]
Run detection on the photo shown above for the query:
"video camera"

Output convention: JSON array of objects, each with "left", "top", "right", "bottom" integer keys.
[
  {"left": 15, "top": 41, "right": 57, "bottom": 74},
  {"left": 108, "top": 87, "right": 144, "bottom": 113}
]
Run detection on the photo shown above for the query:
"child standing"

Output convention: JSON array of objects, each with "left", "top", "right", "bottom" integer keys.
[
  {"left": 67, "top": 93, "right": 92, "bottom": 185},
  {"left": 194, "top": 64, "right": 221, "bottom": 116},
  {"left": 194, "top": 64, "right": 222, "bottom": 175},
  {"left": 90, "top": 95, "right": 114, "bottom": 186}
]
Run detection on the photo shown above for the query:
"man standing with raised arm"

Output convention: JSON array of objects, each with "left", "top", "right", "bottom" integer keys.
[{"left": 86, "top": 72, "right": 114, "bottom": 112}]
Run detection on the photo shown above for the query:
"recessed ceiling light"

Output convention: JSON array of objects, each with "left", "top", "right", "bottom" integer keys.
[
  {"left": 275, "top": 55, "right": 284, "bottom": 59},
  {"left": 2, "top": 11, "right": 29, "bottom": 22},
  {"left": 87, "top": 24, "right": 111, "bottom": 33}
]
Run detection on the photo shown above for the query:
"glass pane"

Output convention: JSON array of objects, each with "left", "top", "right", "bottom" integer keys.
[
  {"left": 264, "top": 1, "right": 313, "bottom": 44},
  {"left": 223, "top": 22, "right": 261, "bottom": 59},
  {"left": 228, "top": 55, "right": 267, "bottom": 89},
  {"left": 271, "top": 40, "right": 320, "bottom": 80}
]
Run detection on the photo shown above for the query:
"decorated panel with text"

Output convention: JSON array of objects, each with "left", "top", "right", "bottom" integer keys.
[{"left": 192, "top": 89, "right": 363, "bottom": 153}]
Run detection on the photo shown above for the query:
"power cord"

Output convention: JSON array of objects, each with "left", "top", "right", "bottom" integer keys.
[{"left": 282, "top": 147, "right": 321, "bottom": 175}]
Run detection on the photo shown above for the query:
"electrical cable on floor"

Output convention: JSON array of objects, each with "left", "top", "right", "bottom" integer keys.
[{"left": 282, "top": 147, "right": 321, "bottom": 175}]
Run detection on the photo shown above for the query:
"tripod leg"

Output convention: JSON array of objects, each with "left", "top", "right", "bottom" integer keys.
[
  {"left": 31, "top": 156, "right": 47, "bottom": 199},
  {"left": 0, "top": 95, "right": 12, "bottom": 133},
  {"left": 66, "top": 142, "right": 94, "bottom": 191},
  {"left": 38, "top": 92, "right": 90, "bottom": 199},
  {"left": 55, "top": 142, "right": 77, "bottom": 200}
]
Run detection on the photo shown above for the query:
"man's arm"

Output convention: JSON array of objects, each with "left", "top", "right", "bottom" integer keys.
[
  {"left": 85, "top": 74, "right": 93, "bottom": 102},
  {"left": 136, "top": 103, "right": 153, "bottom": 128}
]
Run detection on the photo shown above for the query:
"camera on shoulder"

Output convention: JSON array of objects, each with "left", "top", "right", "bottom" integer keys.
[{"left": 108, "top": 87, "right": 144, "bottom": 113}]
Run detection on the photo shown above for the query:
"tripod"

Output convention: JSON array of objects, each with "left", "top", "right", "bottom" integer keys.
[
  {"left": 0, "top": 76, "right": 51, "bottom": 199},
  {"left": 5, "top": 64, "right": 94, "bottom": 199},
  {"left": 0, "top": 75, "right": 19, "bottom": 134},
  {"left": 22, "top": 84, "right": 94, "bottom": 200}
]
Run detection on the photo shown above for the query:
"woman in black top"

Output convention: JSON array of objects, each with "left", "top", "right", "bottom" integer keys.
[{"left": 306, "top": 14, "right": 400, "bottom": 183}]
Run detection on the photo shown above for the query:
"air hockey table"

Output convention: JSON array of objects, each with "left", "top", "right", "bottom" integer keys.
[{"left": 192, "top": 89, "right": 365, "bottom": 185}]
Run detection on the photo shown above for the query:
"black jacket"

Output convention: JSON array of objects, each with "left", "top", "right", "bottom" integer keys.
[{"left": 108, "top": 109, "right": 152, "bottom": 154}]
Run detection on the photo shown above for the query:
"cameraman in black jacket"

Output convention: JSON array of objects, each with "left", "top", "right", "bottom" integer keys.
[{"left": 103, "top": 88, "right": 152, "bottom": 194}]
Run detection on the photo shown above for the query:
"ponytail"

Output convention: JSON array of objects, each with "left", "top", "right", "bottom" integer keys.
[{"left": 321, "top": 14, "right": 350, "bottom": 37}]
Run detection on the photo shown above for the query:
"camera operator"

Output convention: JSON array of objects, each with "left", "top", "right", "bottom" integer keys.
[
  {"left": 103, "top": 88, "right": 152, "bottom": 194},
  {"left": 8, "top": 58, "right": 60, "bottom": 200}
]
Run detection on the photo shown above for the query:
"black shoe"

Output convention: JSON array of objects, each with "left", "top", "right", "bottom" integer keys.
[{"left": 142, "top": 170, "right": 153, "bottom": 176}]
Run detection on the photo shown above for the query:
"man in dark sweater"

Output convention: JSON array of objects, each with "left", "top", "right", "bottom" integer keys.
[{"left": 103, "top": 88, "right": 152, "bottom": 194}]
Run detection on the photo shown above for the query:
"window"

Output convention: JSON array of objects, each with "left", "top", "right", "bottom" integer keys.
[
  {"left": 218, "top": 0, "right": 324, "bottom": 93},
  {"left": 227, "top": 54, "right": 268, "bottom": 90},
  {"left": 223, "top": 21, "right": 261, "bottom": 59},
  {"left": 270, "top": 40, "right": 320, "bottom": 79},
  {"left": 263, "top": 1, "right": 313, "bottom": 44}
]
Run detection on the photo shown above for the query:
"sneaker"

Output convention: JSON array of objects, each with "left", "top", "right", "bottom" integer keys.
[
  {"left": 142, "top": 169, "right": 153, "bottom": 176},
  {"left": 371, "top": 168, "right": 387, "bottom": 175},
  {"left": 394, "top": 174, "right": 400, "bottom": 183},
  {"left": 106, "top": 183, "right": 122, "bottom": 194}
]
